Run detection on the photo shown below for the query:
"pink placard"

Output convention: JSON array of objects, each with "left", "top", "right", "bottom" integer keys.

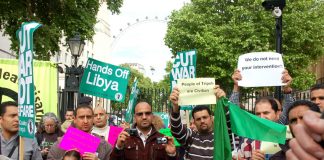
[
  {"left": 59, "top": 127, "right": 100, "bottom": 155},
  {"left": 108, "top": 126, "right": 123, "bottom": 146}
]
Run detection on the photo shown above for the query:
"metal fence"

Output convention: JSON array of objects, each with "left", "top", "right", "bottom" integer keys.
[
  {"left": 57, "top": 86, "right": 316, "bottom": 125},
  {"left": 108, "top": 87, "right": 170, "bottom": 125},
  {"left": 238, "top": 90, "right": 311, "bottom": 113}
]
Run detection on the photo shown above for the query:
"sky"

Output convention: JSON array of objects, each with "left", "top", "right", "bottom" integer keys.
[{"left": 107, "top": 0, "right": 190, "bottom": 82}]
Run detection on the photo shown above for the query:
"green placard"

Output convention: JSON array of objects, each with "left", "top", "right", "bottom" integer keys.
[
  {"left": 17, "top": 21, "right": 42, "bottom": 138},
  {"left": 125, "top": 78, "right": 139, "bottom": 123},
  {"left": 169, "top": 50, "right": 197, "bottom": 110},
  {"left": 80, "top": 58, "right": 130, "bottom": 102},
  {"left": 153, "top": 112, "right": 170, "bottom": 127}
]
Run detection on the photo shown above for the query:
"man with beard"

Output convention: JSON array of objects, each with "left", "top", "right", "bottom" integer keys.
[
  {"left": 47, "top": 104, "right": 112, "bottom": 160},
  {"left": 169, "top": 85, "right": 226, "bottom": 160},
  {"left": 110, "top": 102, "right": 177, "bottom": 160}
]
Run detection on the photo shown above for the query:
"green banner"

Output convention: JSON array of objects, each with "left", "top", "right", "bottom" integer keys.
[
  {"left": 80, "top": 58, "right": 130, "bottom": 102},
  {"left": 0, "top": 59, "right": 58, "bottom": 122},
  {"left": 170, "top": 50, "right": 197, "bottom": 110},
  {"left": 125, "top": 78, "right": 139, "bottom": 123},
  {"left": 17, "top": 21, "right": 42, "bottom": 138},
  {"left": 153, "top": 112, "right": 170, "bottom": 127}
]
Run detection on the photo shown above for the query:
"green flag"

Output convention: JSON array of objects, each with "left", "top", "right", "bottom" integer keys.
[
  {"left": 125, "top": 78, "right": 139, "bottom": 123},
  {"left": 228, "top": 100, "right": 287, "bottom": 144},
  {"left": 214, "top": 98, "right": 232, "bottom": 160}
]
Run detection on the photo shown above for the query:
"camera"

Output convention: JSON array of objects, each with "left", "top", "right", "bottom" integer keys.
[
  {"left": 125, "top": 128, "right": 137, "bottom": 136},
  {"left": 156, "top": 137, "right": 168, "bottom": 144}
]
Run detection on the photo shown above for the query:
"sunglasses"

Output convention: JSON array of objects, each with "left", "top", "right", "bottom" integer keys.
[{"left": 135, "top": 112, "right": 152, "bottom": 117}]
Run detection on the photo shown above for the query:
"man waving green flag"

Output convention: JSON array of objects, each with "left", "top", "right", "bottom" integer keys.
[{"left": 214, "top": 97, "right": 287, "bottom": 160}]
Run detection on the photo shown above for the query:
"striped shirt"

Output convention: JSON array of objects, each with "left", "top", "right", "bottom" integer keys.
[{"left": 170, "top": 112, "right": 214, "bottom": 160}]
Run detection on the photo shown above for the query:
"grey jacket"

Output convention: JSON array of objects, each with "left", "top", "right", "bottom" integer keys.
[
  {"left": 46, "top": 133, "right": 112, "bottom": 160},
  {"left": 0, "top": 133, "right": 42, "bottom": 160}
]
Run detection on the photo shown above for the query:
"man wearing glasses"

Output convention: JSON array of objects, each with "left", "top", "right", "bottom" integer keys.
[
  {"left": 110, "top": 102, "right": 177, "bottom": 160},
  {"left": 47, "top": 104, "right": 112, "bottom": 160},
  {"left": 91, "top": 106, "right": 110, "bottom": 141}
]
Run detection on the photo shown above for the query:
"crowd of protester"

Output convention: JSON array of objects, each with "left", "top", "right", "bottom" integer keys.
[{"left": 0, "top": 69, "right": 323, "bottom": 160}]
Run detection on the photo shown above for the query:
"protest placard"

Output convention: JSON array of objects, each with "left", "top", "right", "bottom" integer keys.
[
  {"left": 108, "top": 126, "right": 124, "bottom": 146},
  {"left": 59, "top": 127, "right": 101, "bottom": 155},
  {"left": 17, "top": 22, "right": 42, "bottom": 138},
  {"left": 80, "top": 58, "right": 130, "bottom": 102},
  {"left": 170, "top": 50, "right": 197, "bottom": 89},
  {"left": 237, "top": 52, "right": 285, "bottom": 87},
  {"left": 170, "top": 50, "right": 197, "bottom": 110},
  {"left": 260, "top": 141, "right": 281, "bottom": 154},
  {"left": 177, "top": 78, "right": 216, "bottom": 105}
]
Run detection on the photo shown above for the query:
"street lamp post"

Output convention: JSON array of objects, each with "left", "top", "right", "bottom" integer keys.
[
  {"left": 67, "top": 34, "right": 85, "bottom": 67},
  {"left": 262, "top": 0, "right": 285, "bottom": 101},
  {"left": 62, "top": 34, "right": 85, "bottom": 117}
]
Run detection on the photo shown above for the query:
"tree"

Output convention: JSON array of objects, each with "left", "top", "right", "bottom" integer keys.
[
  {"left": 165, "top": 0, "right": 324, "bottom": 90},
  {"left": 155, "top": 61, "right": 173, "bottom": 90},
  {"left": 0, "top": 0, "right": 123, "bottom": 60},
  {"left": 111, "top": 64, "right": 153, "bottom": 110}
]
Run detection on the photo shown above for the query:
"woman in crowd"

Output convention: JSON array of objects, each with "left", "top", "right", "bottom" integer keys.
[{"left": 36, "top": 112, "right": 64, "bottom": 159}]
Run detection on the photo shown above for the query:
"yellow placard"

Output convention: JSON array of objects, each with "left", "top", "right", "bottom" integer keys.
[
  {"left": 177, "top": 78, "right": 216, "bottom": 105},
  {"left": 260, "top": 141, "right": 281, "bottom": 154}
]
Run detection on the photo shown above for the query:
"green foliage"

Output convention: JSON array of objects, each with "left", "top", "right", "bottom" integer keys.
[
  {"left": 155, "top": 61, "right": 173, "bottom": 90},
  {"left": 0, "top": 0, "right": 123, "bottom": 60},
  {"left": 120, "top": 64, "right": 153, "bottom": 89},
  {"left": 165, "top": 0, "right": 324, "bottom": 90}
]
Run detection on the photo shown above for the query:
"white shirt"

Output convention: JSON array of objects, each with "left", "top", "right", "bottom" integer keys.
[
  {"left": 136, "top": 127, "right": 152, "bottom": 147},
  {"left": 91, "top": 125, "right": 110, "bottom": 141}
]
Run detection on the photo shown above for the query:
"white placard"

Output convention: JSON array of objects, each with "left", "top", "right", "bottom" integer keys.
[
  {"left": 260, "top": 141, "right": 281, "bottom": 154},
  {"left": 237, "top": 52, "right": 285, "bottom": 87},
  {"left": 177, "top": 78, "right": 216, "bottom": 105}
]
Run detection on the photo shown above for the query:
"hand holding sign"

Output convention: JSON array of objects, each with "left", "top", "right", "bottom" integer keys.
[
  {"left": 281, "top": 69, "right": 293, "bottom": 93},
  {"left": 169, "top": 87, "right": 180, "bottom": 113}
]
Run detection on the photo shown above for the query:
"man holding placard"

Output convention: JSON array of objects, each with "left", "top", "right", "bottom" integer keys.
[
  {"left": 230, "top": 69, "right": 294, "bottom": 159},
  {"left": 47, "top": 104, "right": 112, "bottom": 160},
  {"left": 0, "top": 101, "right": 42, "bottom": 160},
  {"left": 169, "top": 85, "right": 226, "bottom": 160}
]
